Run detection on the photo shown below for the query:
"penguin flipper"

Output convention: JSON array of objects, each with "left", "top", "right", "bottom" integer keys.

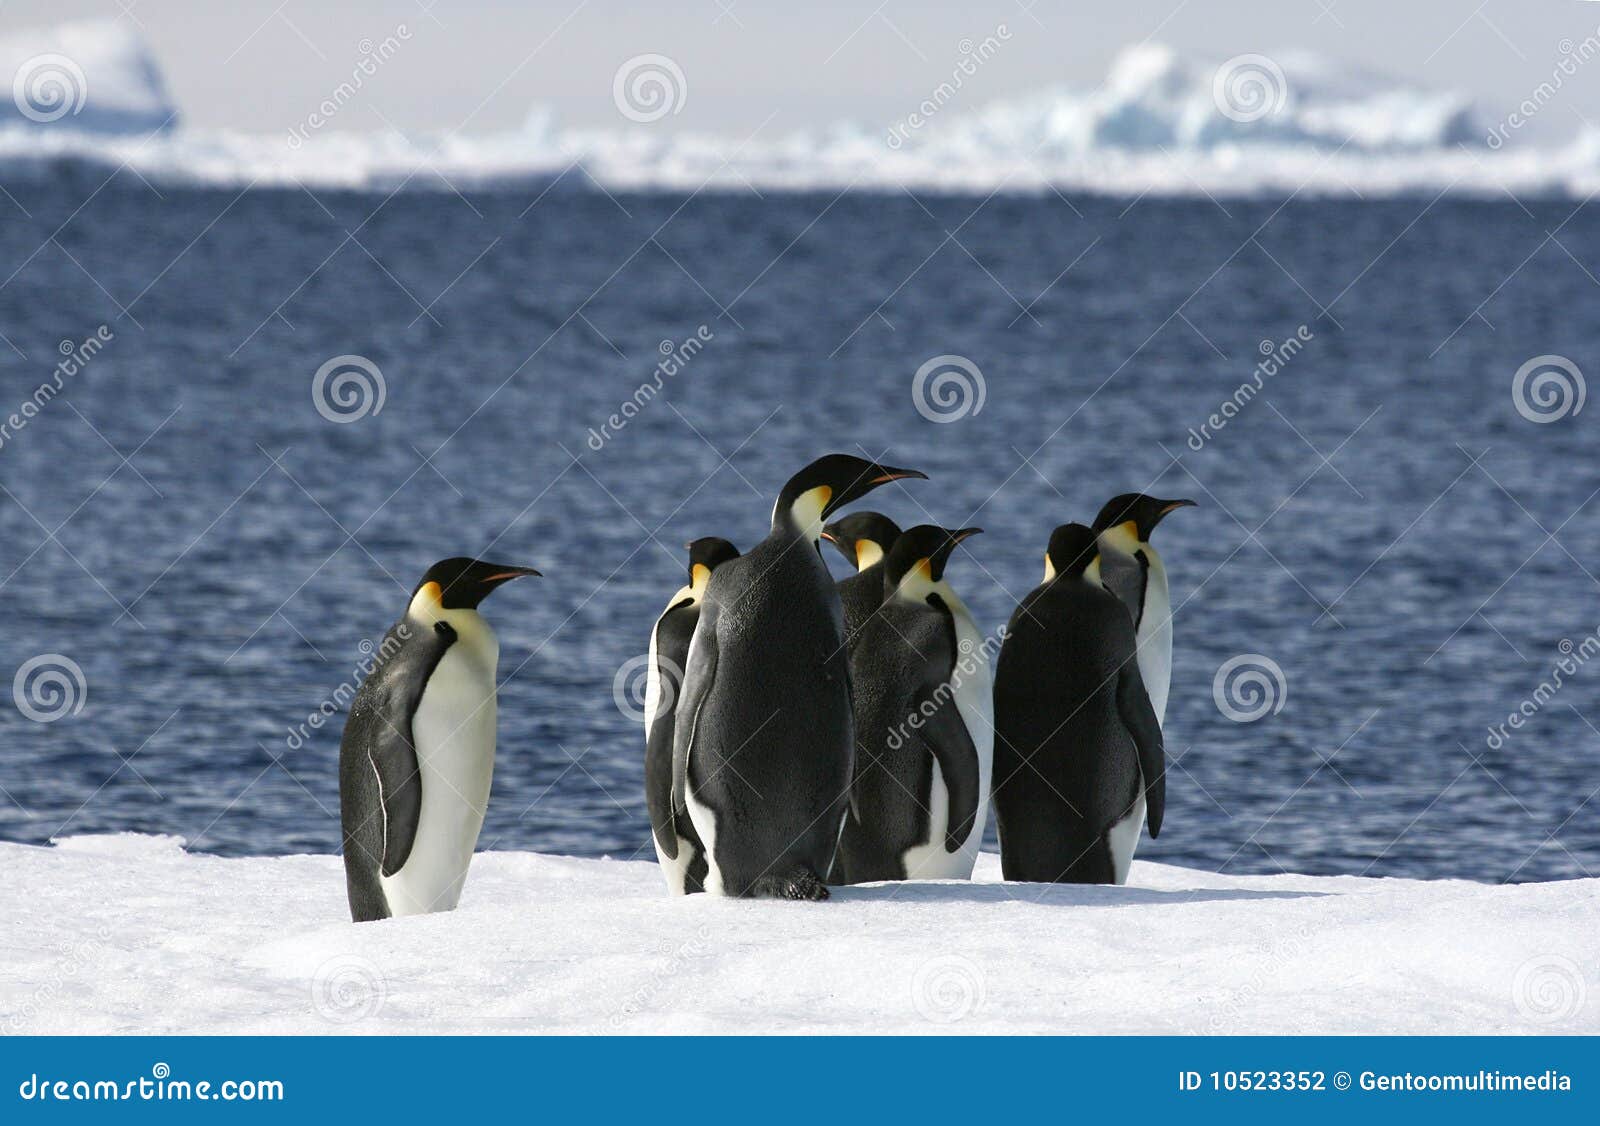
[
  {"left": 645, "top": 599, "right": 694, "bottom": 861},
  {"left": 671, "top": 604, "right": 719, "bottom": 824},
  {"left": 366, "top": 622, "right": 455, "bottom": 876},
  {"left": 1116, "top": 654, "right": 1165, "bottom": 839},
  {"left": 917, "top": 677, "right": 982, "bottom": 853}
]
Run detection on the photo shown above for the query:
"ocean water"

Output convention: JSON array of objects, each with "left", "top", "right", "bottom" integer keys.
[{"left": 1, "top": 178, "right": 1596, "bottom": 883}]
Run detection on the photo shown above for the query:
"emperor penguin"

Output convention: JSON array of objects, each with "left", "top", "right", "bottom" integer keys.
[
  {"left": 821, "top": 511, "right": 904, "bottom": 643},
  {"left": 833, "top": 525, "right": 992, "bottom": 884},
  {"left": 339, "top": 557, "right": 539, "bottom": 922},
  {"left": 1091, "top": 494, "right": 1195, "bottom": 724},
  {"left": 992, "top": 524, "right": 1163, "bottom": 884},
  {"left": 672, "top": 454, "right": 926, "bottom": 899},
  {"left": 645, "top": 536, "right": 740, "bottom": 895}
]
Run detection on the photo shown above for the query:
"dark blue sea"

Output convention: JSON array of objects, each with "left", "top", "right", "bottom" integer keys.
[{"left": 2, "top": 177, "right": 1596, "bottom": 882}]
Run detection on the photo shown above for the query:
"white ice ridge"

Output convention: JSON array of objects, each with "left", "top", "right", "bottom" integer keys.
[
  {"left": 0, "top": 20, "right": 177, "bottom": 134},
  {"left": 4, "top": 28, "right": 1600, "bottom": 197},
  {"left": 3, "top": 834, "right": 1595, "bottom": 1034}
]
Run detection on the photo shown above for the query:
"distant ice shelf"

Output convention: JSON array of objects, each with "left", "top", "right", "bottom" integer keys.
[
  {"left": 1, "top": 24, "right": 1598, "bottom": 197},
  {"left": 3, "top": 834, "right": 1594, "bottom": 1034}
]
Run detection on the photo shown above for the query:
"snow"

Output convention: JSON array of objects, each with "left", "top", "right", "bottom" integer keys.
[
  {"left": 3, "top": 834, "right": 1595, "bottom": 1034},
  {"left": 0, "top": 20, "right": 176, "bottom": 134},
  {"left": 2, "top": 29, "right": 1600, "bottom": 197}
]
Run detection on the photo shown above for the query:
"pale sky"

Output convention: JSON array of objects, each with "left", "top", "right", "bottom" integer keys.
[{"left": 5, "top": 0, "right": 1600, "bottom": 140}]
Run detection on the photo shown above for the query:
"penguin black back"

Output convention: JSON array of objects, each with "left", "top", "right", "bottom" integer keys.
[{"left": 992, "top": 524, "right": 1164, "bottom": 884}]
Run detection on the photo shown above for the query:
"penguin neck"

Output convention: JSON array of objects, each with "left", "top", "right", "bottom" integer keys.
[
  {"left": 772, "top": 486, "right": 830, "bottom": 545},
  {"left": 893, "top": 566, "right": 957, "bottom": 610},
  {"left": 854, "top": 540, "right": 884, "bottom": 572},
  {"left": 406, "top": 585, "right": 497, "bottom": 655}
]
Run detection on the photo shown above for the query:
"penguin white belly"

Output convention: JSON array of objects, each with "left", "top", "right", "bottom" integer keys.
[
  {"left": 379, "top": 623, "right": 498, "bottom": 916},
  {"left": 901, "top": 595, "right": 993, "bottom": 880},
  {"left": 1136, "top": 556, "right": 1173, "bottom": 726},
  {"left": 683, "top": 775, "right": 723, "bottom": 896},
  {"left": 1107, "top": 791, "right": 1145, "bottom": 885}
]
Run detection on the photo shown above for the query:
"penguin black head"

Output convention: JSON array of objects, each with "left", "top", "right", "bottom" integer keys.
[
  {"left": 883, "top": 525, "right": 982, "bottom": 593},
  {"left": 1044, "top": 523, "right": 1099, "bottom": 583},
  {"left": 821, "top": 512, "right": 903, "bottom": 572},
  {"left": 411, "top": 557, "right": 540, "bottom": 611},
  {"left": 685, "top": 537, "right": 739, "bottom": 588},
  {"left": 1091, "top": 493, "right": 1197, "bottom": 544},
  {"left": 772, "top": 455, "right": 926, "bottom": 539}
]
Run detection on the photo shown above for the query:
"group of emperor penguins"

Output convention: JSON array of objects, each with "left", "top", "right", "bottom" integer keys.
[{"left": 337, "top": 453, "right": 1190, "bottom": 922}]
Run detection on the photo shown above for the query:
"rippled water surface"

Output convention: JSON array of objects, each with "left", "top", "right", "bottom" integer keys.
[{"left": 2, "top": 180, "right": 1597, "bottom": 881}]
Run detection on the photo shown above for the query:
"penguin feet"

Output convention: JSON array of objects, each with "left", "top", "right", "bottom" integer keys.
[{"left": 748, "top": 868, "right": 830, "bottom": 901}]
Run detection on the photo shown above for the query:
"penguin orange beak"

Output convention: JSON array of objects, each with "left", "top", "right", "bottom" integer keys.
[{"left": 483, "top": 566, "right": 541, "bottom": 583}]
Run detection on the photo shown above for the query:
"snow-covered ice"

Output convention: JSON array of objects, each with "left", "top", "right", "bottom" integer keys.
[{"left": 3, "top": 834, "right": 1594, "bottom": 1034}]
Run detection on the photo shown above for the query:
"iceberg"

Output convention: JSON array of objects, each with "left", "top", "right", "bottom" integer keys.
[{"left": 0, "top": 19, "right": 177, "bottom": 134}]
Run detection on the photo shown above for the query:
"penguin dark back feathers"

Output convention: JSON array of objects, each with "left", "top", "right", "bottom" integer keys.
[
  {"left": 414, "top": 557, "right": 541, "bottom": 609},
  {"left": 1046, "top": 523, "right": 1099, "bottom": 578},
  {"left": 1090, "top": 494, "right": 1197, "bottom": 541}
]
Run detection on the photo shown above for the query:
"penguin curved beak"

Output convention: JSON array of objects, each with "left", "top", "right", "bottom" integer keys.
[
  {"left": 1160, "top": 499, "right": 1198, "bottom": 516},
  {"left": 483, "top": 566, "right": 541, "bottom": 582}
]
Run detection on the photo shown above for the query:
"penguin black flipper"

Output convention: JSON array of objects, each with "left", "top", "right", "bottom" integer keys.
[
  {"left": 671, "top": 603, "right": 719, "bottom": 825},
  {"left": 645, "top": 597, "right": 695, "bottom": 860},
  {"left": 338, "top": 618, "right": 457, "bottom": 921},
  {"left": 917, "top": 601, "right": 981, "bottom": 853},
  {"left": 1116, "top": 654, "right": 1165, "bottom": 838}
]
